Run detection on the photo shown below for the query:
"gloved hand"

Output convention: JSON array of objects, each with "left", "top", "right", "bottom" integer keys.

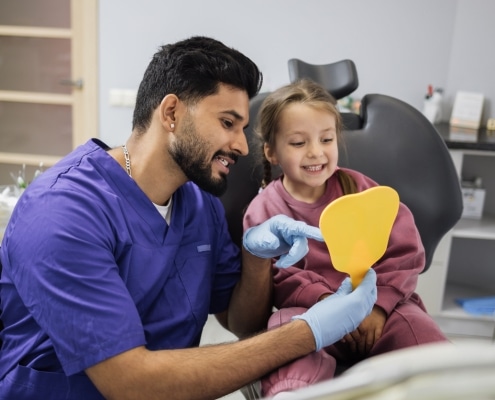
[
  {"left": 293, "top": 269, "right": 377, "bottom": 351},
  {"left": 243, "top": 214, "right": 324, "bottom": 268}
]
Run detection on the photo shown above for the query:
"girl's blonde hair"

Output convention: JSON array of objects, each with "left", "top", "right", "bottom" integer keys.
[{"left": 255, "top": 79, "right": 356, "bottom": 194}]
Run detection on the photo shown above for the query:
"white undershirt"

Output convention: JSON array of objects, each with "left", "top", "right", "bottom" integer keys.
[{"left": 153, "top": 196, "right": 173, "bottom": 225}]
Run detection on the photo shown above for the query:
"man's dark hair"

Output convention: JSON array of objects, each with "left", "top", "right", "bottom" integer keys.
[{"left": 132, "top": 36, "right": 263, "bottom": 133}]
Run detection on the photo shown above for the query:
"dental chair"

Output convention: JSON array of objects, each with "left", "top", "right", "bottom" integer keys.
[{"left": 220, "top": 59, "right": 463, "bottom": 399}]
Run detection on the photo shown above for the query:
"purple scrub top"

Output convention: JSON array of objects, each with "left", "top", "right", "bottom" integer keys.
[{"left": 0, "top": 139, "right": 241, "bottom": 399}]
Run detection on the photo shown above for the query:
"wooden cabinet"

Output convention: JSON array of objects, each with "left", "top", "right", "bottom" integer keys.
[{"left": 0, "top": 0, "right": 98, "bottom": 183}]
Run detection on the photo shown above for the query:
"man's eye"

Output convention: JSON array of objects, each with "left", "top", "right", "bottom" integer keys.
[{"left": 223, "top": 119, "right": 233, "bottom": 128}]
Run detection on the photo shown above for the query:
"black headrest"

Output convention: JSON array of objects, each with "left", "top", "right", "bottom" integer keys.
[{"left": 288, "top": 59, "right": 359, "bottom": 100}]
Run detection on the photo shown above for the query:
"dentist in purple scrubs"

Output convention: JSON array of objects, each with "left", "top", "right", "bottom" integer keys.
[{"left": 0, "top": 36, "right": 376, "bottom": 400}]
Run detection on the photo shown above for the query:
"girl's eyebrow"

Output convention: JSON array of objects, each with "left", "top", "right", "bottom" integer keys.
[{"left": 322, "top": 126, "right": 337, "bottom": 132}]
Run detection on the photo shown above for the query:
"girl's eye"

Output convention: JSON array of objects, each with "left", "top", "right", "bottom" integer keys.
[
  {"left": 322, "top": 137, "right": 334, "bottom": 143},
  {"left": 290, "top": 142, "right": 305, "bottom": 147}
]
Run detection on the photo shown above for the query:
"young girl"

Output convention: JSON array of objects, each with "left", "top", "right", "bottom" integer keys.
[{"left": 243, "top": 79, "right": 448, "bottom": 398}]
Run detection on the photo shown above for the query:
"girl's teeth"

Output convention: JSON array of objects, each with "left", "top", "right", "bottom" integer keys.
[{"left": 305, "top": 165, "right": 322, "bottom": 172}]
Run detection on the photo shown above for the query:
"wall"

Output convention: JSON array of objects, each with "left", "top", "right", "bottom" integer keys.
[
  {"left": 446, "top": 0, "right": 495, "bottom": 122},
  {"left": 98, "top": 0, "right": 494, "bottom": 146}
]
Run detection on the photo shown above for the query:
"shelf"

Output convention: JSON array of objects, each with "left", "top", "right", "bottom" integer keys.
[
  {"left": 435, "top": 282, "right": 495, "bottom": 340},
  {"left": 436, "top": 122, "right": 495, "bottom": 152},
  {"left": 451, "top": 216, "right": 495, "bottom": 240},
  {"left": 427, "top": 147, "right": 495, "bottom": 341},
  {"left": 442, "top": 282, "right": 494, "bottom": 318}
]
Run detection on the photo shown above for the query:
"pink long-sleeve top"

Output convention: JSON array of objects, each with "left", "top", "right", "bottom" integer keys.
[{"left": 243, "top": 168, "right": 426, "bottom": 315}]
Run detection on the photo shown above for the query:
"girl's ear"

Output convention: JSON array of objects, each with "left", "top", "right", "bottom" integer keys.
[{"left": 264, "top": 143, "right": 278, "bottom": 165}]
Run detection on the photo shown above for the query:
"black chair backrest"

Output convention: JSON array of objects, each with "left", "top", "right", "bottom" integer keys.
[
  {"left": 288, "top": 58, "right": 359, "bottom": 100},
  {"left": 338, "top": 94, "right": 463, "bottom": 271}
]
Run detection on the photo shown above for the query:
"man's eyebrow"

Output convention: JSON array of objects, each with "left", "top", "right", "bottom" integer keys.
[{"left": 223, "top": 109, "right": 244, "bottom": 121}]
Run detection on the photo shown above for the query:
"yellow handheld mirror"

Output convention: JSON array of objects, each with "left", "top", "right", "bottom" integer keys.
[{"left": 319, "top": 186, "right": 400, "bottom": 289}]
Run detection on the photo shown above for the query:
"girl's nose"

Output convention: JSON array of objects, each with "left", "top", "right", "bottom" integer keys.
[{"left": 308, "top": 142, "right": 323, "bottom": 158}]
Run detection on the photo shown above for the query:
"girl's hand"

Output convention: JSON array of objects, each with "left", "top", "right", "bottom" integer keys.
[{"left": 341, "top": 306, "right": 386, "bottom": 355}]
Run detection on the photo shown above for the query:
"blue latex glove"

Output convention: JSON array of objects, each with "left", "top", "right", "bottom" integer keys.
[
  {"left": 243, "top": 214, "right": 324, "bottom": 268},
  {"left": 293, "top": 269, "right": 377, "bottom": 351}
]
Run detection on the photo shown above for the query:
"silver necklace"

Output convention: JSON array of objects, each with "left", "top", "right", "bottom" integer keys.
[{"left": 122, "top": 144, "right": 132, "bottom": 177}]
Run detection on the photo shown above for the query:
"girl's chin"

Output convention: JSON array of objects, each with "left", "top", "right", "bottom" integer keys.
[{"left": 304, "top": 172, "right": 332, "bottom": 183}]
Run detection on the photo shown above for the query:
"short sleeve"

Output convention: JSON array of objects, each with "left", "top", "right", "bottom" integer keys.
[{"left": 6, "top": 188, "right": 146, "bottom": 375}]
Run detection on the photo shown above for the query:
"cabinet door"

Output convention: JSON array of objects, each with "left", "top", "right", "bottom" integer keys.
[{"left": 0, "top": 0, "right": 97, "bottom": 184}]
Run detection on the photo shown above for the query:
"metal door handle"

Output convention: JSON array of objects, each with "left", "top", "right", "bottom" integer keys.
[{"left": 59, "top": 78, "right": 84, "bottom": 89}]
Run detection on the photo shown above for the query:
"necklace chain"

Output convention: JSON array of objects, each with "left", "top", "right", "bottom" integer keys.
[{"left": 122, "top": 144, "right": 132, "bottom": 177}]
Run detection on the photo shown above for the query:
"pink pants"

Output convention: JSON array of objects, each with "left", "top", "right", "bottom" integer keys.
[{"left": 262, "top": 303, "right": 448, "bottom": 397}]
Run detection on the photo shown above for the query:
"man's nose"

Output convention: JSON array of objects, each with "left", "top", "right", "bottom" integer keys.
[{"left": 231, "top": 130, "right": 249, "bottom": 156}]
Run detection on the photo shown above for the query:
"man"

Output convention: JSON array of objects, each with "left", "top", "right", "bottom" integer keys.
[{"left": 0, "top": 36, "right": 376, "bottom": 399}]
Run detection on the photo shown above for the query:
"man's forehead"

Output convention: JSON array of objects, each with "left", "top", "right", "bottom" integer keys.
[{"left": 199, "top": 84, "right": 250, "bottom": 119}]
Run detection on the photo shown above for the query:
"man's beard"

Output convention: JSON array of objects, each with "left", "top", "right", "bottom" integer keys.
[{"left": 168, "top": 114, "right": 230, "bottom": 197}]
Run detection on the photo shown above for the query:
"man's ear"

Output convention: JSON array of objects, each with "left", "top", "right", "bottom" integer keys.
[
  {"left": 264, "top": 143, "right": 278, "bottom": 165},
  {"left": 159, "top": 94, "right": 179, "bottom": 131}
]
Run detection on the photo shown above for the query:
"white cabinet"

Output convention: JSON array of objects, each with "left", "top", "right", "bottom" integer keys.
[{"left": 417, "top": 149, "right": 495, "bottom": 341}]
